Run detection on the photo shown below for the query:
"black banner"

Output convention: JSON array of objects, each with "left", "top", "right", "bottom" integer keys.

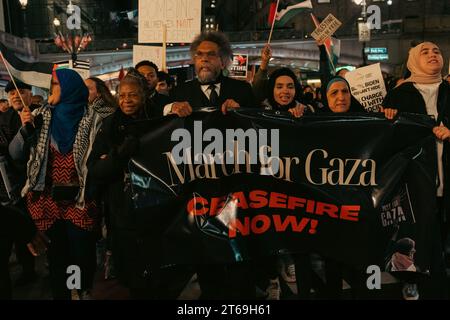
[{"left": 129, "top": 110, "right": 438, "bottom": 277}]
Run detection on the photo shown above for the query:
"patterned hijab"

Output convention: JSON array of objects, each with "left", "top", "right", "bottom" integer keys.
[
  {"left": 50, "top": 69, "right": 88, "bottom": 154},
  {"left": 404, "top": 42, "right": 443, "bottom": 84}
]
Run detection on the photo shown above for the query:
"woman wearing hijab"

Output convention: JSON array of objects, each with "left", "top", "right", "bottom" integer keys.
[
  {"left": 382, "top": 42, "right": 449, "bottom": 299},
  {"left": 322, "top": 76, "right": 366, "bottom": 114},
  {"left": 9, "top": 69, "right": 99, "bottom": 300}
]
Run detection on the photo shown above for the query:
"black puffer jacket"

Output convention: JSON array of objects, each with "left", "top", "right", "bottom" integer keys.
[{"left": 383, "top": 80, "right": 450, "bottom": 214}]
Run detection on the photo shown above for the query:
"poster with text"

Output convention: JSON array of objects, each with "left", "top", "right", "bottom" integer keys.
[
  {"left": 138, "top": 0, "right": 201, "bottom": 43},
  {"left": 229, "top": 54, "right": 248, "bottom": 79},
  {"left": 311, "top": 14, "right": 342, "bottom": 43},
  {"left": 133, "top": 45, "right": 164, "bottom": 70},
  {"left": 345, "top": 63, "right": 387, "bottom": 112}
]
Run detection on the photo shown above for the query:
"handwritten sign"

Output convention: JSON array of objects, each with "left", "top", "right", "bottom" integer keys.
[
  {"left": 138, "top": 0, "right": 201, "bottom": 43},
  {"left": 311, "top": 14, "right": 342, "bottom": 43},
  {"left": 345, "top": 63, "right": 387, "bottom": 113},
  {"left": 133, "top": 45, "right": 164, "bottom": 70}
]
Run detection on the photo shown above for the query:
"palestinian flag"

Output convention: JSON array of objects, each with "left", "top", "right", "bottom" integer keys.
[
  {"left": 268, "top": 0, "right": 313, "bottom": 27},
  {"left": 0, "top": 41, "right": 54, "bottom": 89}
]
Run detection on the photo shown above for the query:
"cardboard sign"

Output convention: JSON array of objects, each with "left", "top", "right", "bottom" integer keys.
[
  {"left": 229, "top": 54, "right": 248, "bottom": 78},
  {"left": 345, "top": 63, "right": 387, "bottom": 113},
  {"left": 311, "top": 14, "right": 342, "bottom": 43},
  {"left": 133, "top": 45, "right": 164, "bottom": 70},
  {"left": 138, "top": 0, "right": 201, "bottom": 43}
]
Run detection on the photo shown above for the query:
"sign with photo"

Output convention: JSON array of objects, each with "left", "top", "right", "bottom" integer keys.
[{"left": 229, "top": 54, "right": 248, "bottom": 79}]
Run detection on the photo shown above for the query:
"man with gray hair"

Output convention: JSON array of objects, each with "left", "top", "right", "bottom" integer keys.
[{"left": 164, "top": 31, "right": 256, "bottom": 117}]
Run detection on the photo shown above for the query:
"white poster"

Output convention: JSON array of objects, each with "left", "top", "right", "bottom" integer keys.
[
  {"left": 345, "top": 63, "right": 387, "bottom": 113},
  {"left": 138, "top": 0, "right": 201, "bottom": 44},
  {"left": 311, "top": 14, "right": 342, "bottom": 43},
  {"left": 133, "top": 45, "right": 164, "bottom": 70}
]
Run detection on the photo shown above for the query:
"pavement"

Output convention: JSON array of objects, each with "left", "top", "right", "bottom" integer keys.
[{"left": 8, "top": 243, "right": 450, "bottom": 300}]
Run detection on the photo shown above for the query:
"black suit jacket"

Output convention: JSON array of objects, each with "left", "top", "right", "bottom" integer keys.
[
  {"left": 170, "top": 76, "right": 256, "bottom": 110},
  {"left": 145, "top": 91, "right": 172, "bottom": 118}
]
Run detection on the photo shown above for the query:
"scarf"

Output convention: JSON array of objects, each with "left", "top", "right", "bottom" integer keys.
[
  {"left": 390, "top": 252, "right": 416, "bottom": 272},
  {"left": 50, "top": 69, "right": 88, "bottom": 154},
  {"left": 404, "top": 42, "right": 443, "bottom": 84},
  {"left": 73, "top": 97, "right": 116, "bottom": 208}
]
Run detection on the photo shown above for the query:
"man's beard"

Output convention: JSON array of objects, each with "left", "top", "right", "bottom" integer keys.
[{"left": 197, "top": 67, "right": 221, "bottom": 84}]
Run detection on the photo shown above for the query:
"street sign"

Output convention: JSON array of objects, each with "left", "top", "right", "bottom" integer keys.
[
  {"left": 364, "top": 47, "right": 388, "bottom": 54},
  {"left": 367, "top": 54, "right": 389, "bottom": 61},
  {"left": 358, "top": 22, "right": 371, "bottom": 42}
]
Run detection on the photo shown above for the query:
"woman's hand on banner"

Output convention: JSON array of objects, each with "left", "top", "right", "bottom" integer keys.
[
  {"left": 289, "top": 104, "right": 306, "bottom": 118},
  {"left": 380, "top": 106, "right": 398, "bottom": 120},
  {"left": 433, "top": 124, "right": 450, "bottom": 141}
]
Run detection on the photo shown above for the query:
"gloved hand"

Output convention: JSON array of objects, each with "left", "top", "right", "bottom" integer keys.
[{"left": 116, "top": 135, "right": 140, "bottom": 159}]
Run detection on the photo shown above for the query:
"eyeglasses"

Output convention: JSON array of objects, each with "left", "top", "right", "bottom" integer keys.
[{"left": 194, "top": 51, "right": 220, "bottom": 60}]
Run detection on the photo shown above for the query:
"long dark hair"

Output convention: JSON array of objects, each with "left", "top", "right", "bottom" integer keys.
[
  {"left": 87, "top": 77, "right": 118, "bottom": 109},
  {"left": 267, "top": 67, "right": 302, "bottom": 110}
]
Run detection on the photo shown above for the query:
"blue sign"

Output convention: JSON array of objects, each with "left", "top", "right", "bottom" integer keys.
[
  {"left": 367, "top": 54, "right": 389, "bottom": 61},
  {"left": 364, "top": 47, "right": 388, "bottom": 54}
]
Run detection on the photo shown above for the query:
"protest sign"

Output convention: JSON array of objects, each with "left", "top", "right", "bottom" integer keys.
[
  {"left": 138, "top": 0, "right": 201, "bottom": 43},
  {"left": 229, "top": 54, "right": 248, "bottom": 79},
  {"left": 311, "top": 13, "right": 342, "bottom": 43},
  {"left": 345, "top": 63, "right": 387, "bottom": 112},
  {"left": 127, "top": 110, "right": 436, "bottom": 279},
  {"left": 133, "top": 45, "right": 164, "bottom": 69}
]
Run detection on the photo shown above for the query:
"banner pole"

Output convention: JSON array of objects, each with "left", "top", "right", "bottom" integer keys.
[
  {"left": 0, "top": 51, "right": 29, "bottom": 111},
  {"left": 162, "top": 24, "right": 167, "bottom": 72},
  {"left": 267, "top": 0, "right": 280, "bottom": 45}
]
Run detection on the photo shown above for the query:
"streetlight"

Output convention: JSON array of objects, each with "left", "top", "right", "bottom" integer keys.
[
  {"left": 18, "top": 0, "right": 27, "bottom": 9},
  {"left": 18, "top": 0, "right": 28, "bottom": 37},
  {"left": 53, "top": 18, "right": 61, "bottom": 28}
]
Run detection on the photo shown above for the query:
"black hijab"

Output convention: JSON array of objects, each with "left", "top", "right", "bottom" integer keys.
[{"left": 321, "top": 76, "right": 366, "bottom": 113}]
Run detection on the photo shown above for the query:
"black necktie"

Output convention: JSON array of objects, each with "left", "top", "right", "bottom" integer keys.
[{"left": 208, "top": 84, "right": 218, "bottom": 107}]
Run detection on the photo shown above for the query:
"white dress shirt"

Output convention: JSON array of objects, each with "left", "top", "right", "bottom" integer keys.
[
  {"left": 414, "top": 81, "right": 443, "bottom": 196},
  {"left": 163, "top": 83, "right": 221, "bottom": 115}
]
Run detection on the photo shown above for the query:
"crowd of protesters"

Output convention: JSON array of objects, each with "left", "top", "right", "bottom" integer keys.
[{"left": 1, "top": 30, "right": 449, "bottom": 300}]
